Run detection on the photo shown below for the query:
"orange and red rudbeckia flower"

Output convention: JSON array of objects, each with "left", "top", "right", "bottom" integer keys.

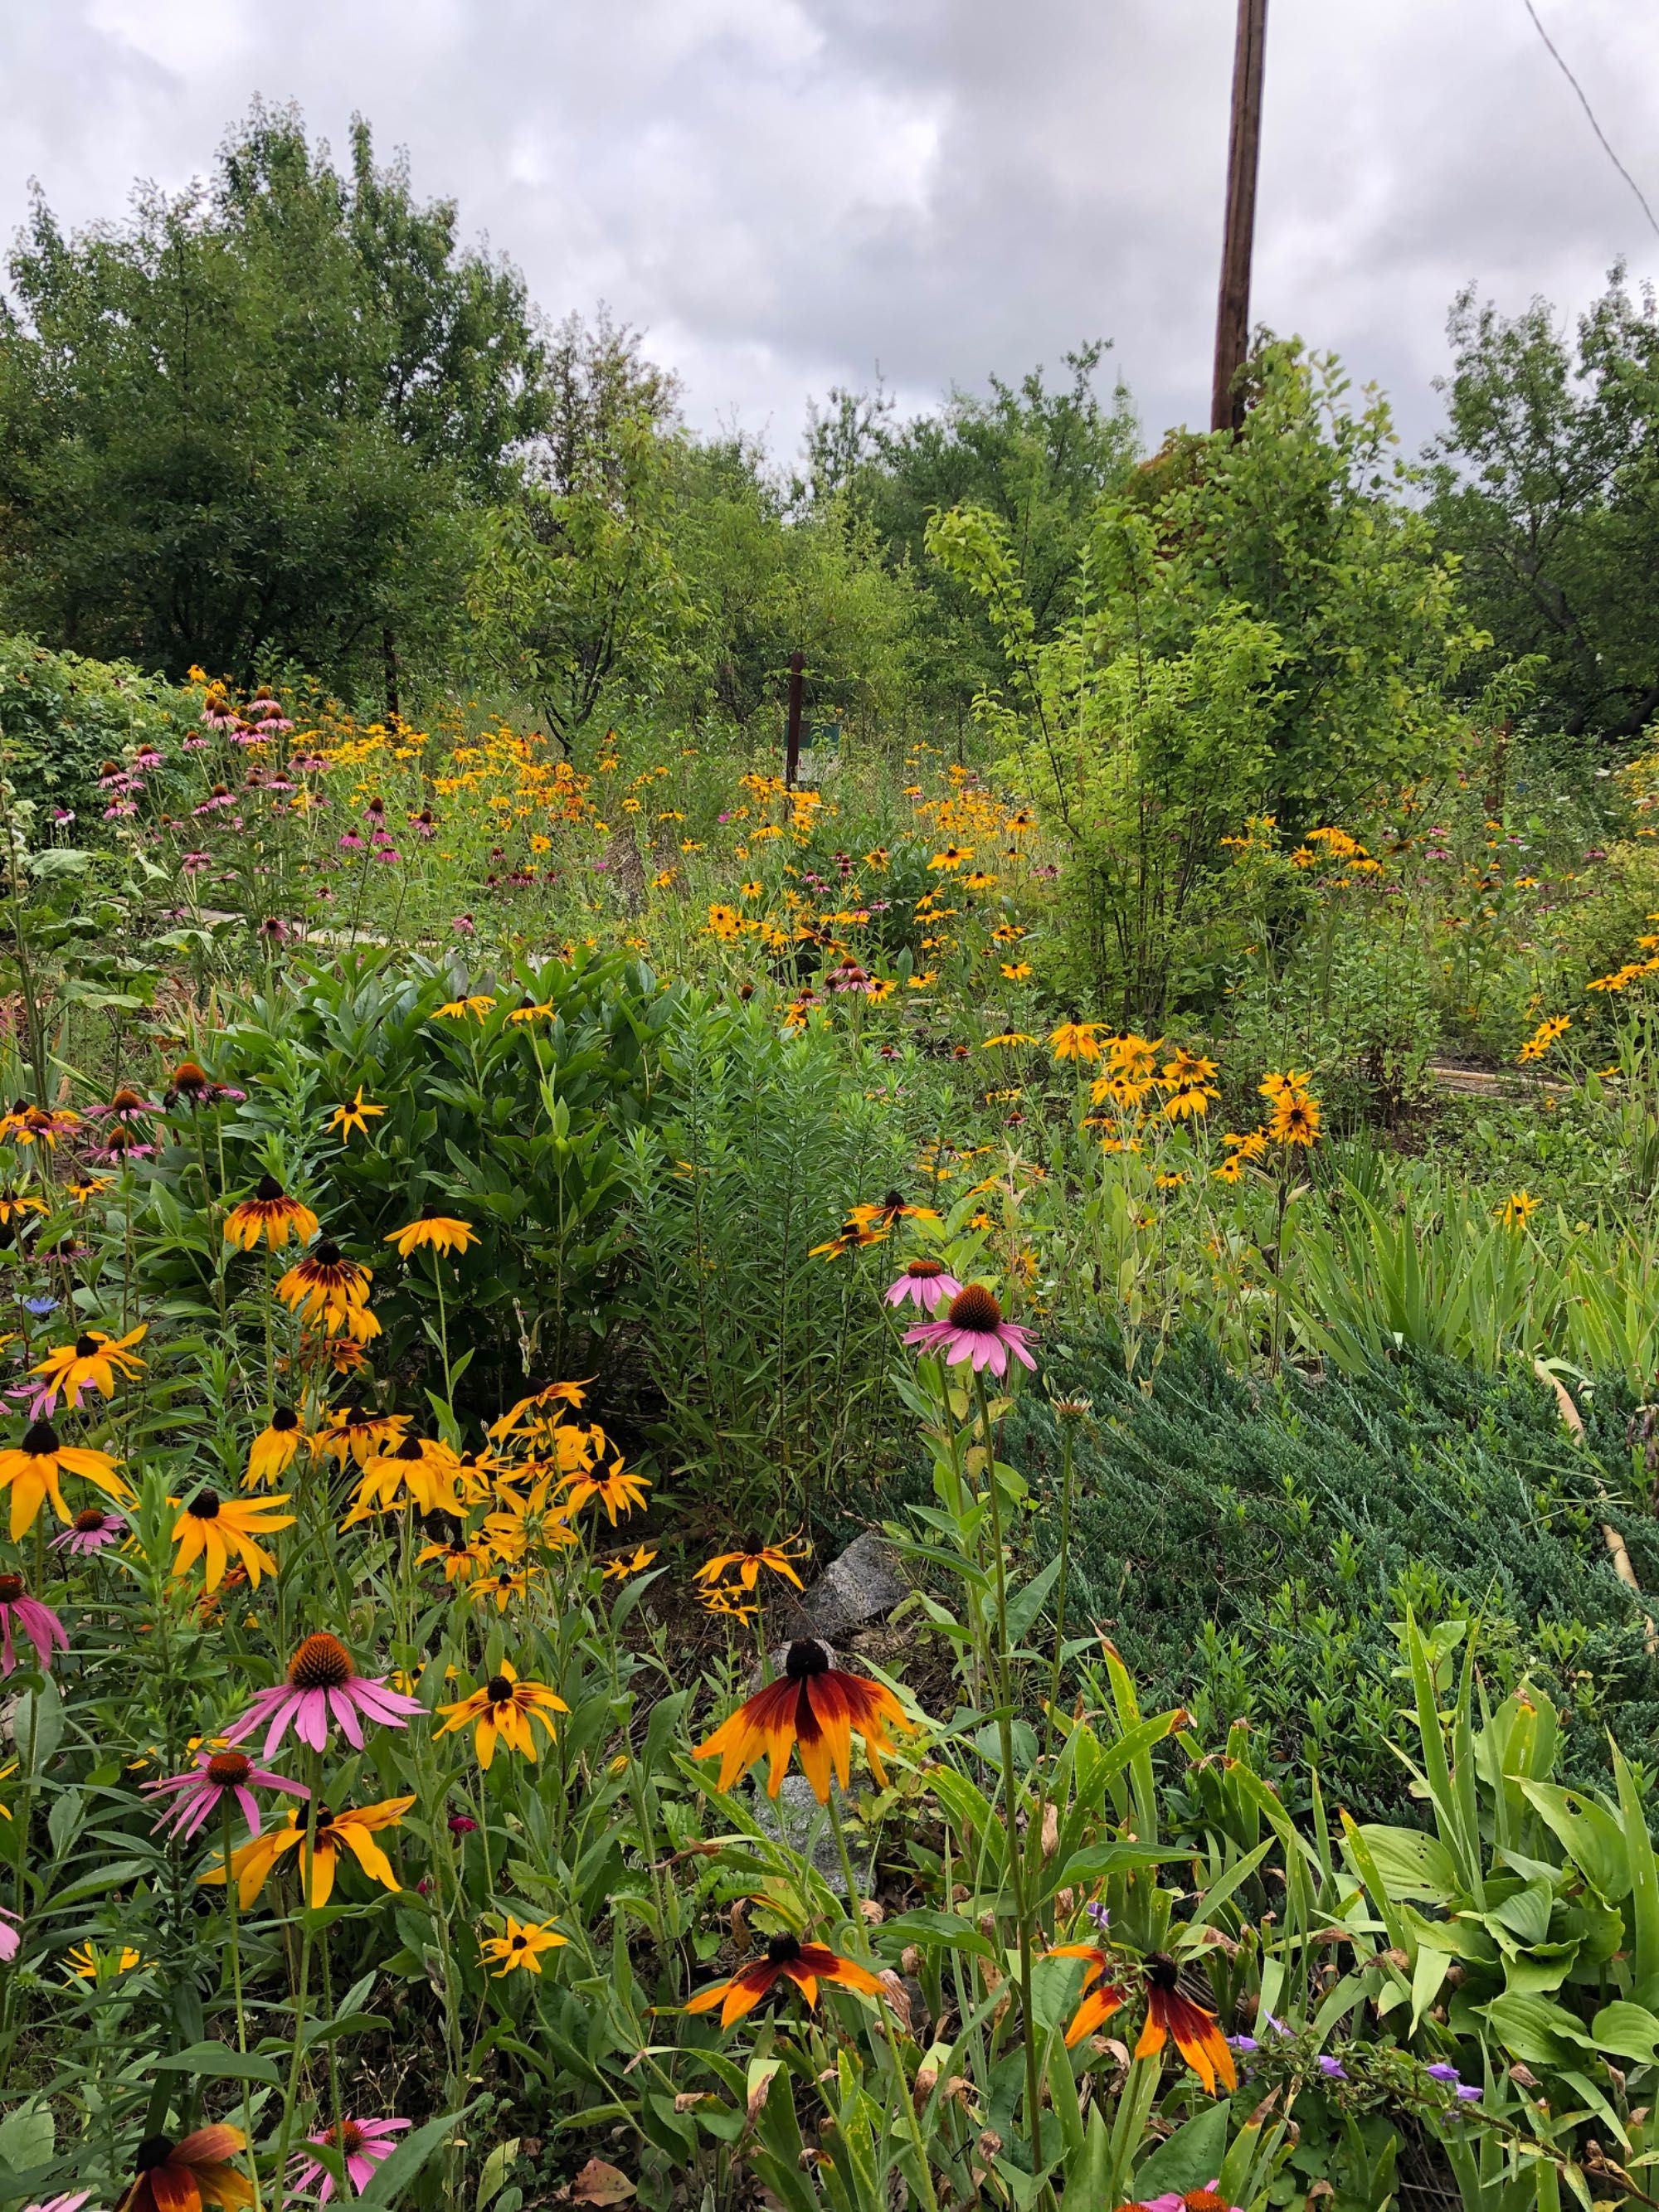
[
  {"left": 693, "top": 1636, "right": 915, "bottom": 1801},
  {"left": 686, "top": 1931, "right": 884, "bottom": 2027},
  {"left": 1135, "top": 1953, "right": 1237, "bottom": 2095},
  {"left": 1044, "top": 1944, "right": 1126, "bottom": 2047},
  {"left": 115, "top": 2125, "right": 254, "bottom": 2212}
]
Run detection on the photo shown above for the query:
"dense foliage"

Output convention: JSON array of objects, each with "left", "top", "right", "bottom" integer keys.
[{"left": 4, "top": 94, "right": 1659, "bottom": 2212}]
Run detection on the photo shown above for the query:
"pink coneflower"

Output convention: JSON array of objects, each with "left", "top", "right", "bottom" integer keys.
[
  {"left": 181, "top": 851, "right": 212, "bottom": 876},
  {"left": 103, "top": 800, "right": 138, "bottom": 820},
  {"left": 257, "top": 917, "right": 289, "bottom": 946},
  {"left": 885, "top": 1257, "right": 964, "bottom": 1314},
  {"left": 451, "top": 914, "right": 475, "bottom": 936},
  {"left": 408, "top": 809, "right": 438, "bottom": 839},
  {"left": 182, "top": 733, "right": 210, "bottom": 751},
  {"left": 290, "top": 2117, "right": 411, "bottom": 2202},
  {"left": 89, "top": 1087, "right": 158, "bottom": 1123},
  {"left": 142, "top": 1745, "right": 309, "bottom": 1843},
  {"left": 375, "top": 847, "right": 400, "bottom": 865},
  {"left": 291, "top": 753, "right": 327, "bottom": 773},
  {"left": 903, "top": 1281, "right": 1037, "bottom": 1378},
  {"left": 0, "top": 1906, "right": 18, "bottom": 1964},
  {"left": 51, "top": 1506, "right": 129, "bottom": 1554},
  {"left": 0, "top": 1572, "right": 67, "bottom": 1674},
  {"left": 338, "top": 831, "right": 367, "bottom": 853},
  {"left": 221, "top": 1631, "right": 423, "bottom": 1758},
  {"left": 824, "top": 958, "right": 873, "bottom": 994}
]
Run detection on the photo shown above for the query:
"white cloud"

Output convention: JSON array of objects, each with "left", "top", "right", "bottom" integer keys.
[{"left": 2, "top": 0, "right": 1657, "bottom": 457}]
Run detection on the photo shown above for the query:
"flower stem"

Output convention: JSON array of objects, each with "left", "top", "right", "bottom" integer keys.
[{"left": 972, "top": 1369, "right": 1044, "bottom": 2178}]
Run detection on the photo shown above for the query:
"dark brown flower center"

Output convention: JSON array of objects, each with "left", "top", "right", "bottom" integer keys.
[
  {"left": 486, "top": 1675, "right": 513, "bottom": 1704},
  {"left": 785, "top": 1638, "right": 830, "bottom": 1681},
  {"left": 72, "top": 1508, "right": 109, "bottom": 1532},
  {"left": 905, "top": 1259, "right": 946, "bottom": 1280},
  {"left": 207, "top": 1751, "right": 252, "bottom": 1785},
  {"left": 392, "top": 1436, "right": 424, "bottom": 1461},
  {"left": 188, "top": 1490, "right": 221, "bottom": 1520},
  {"left": 1147, "top": 1952, "right": 1180, "bottom": 1991},
  {"left": 255, "top": 1174, "right": 285, "bottom": 1203},
  {"left": 313, "top": 1241, "right": 343, "bottom": 1267},
  {"left": 511, "top": 1932, "right": 527, "bottom": 1949},
  {"left": 75, "top": 1333, "right": 100, "bottom": 1358},
  {"left": 270, "top": 1407, "right": 299, "bottom": 1433},
  {"left": 288, "top": 1631, "right": 354, "bottom": 1689},
  {"left": 766, "top": 1932, "right": 802, "bottom": 1963},
  {"left": 23, "top": 1420, "right": 59, "bottom": 1455},
  {"left": 946, "top": 1282, "right": 1002, "bottom": 1332},
  {"left": 134, "top": 2135, "right": 178, "bottom": 2173},
  {"left": 0, "top": 1574, "right": 23, "bottom": 1602}
]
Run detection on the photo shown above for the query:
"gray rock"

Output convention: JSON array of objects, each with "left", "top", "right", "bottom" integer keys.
[
  {"left": 785, "top": 1529, "right": 907, "bottom": 1641},
  {"left": 747, "top": 1770, "right": 874, "bottom": 1889}
]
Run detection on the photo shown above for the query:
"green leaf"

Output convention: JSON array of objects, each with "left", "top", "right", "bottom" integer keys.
[
  {"left": 356, "top": 2103, "right": 479, "bottom": 2208},
  {"left": 0, "top": 2103, "right": 53, "bottom": 2171},
  {"left": 1132, "top": 2103, "right": 1232, "bottom": 2198},
  {"left": 1352, "top": 1823, "right": 1462, "bottom": 1904},
  {"left": 154, "top": 2043, "right": 283, "bottom": 2086},
  {"left": 1591, "top": 2000, "right": 1659, "bottom": 2065}
]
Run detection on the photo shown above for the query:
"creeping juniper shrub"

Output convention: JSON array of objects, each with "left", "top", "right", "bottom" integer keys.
[{"left": 994, "top": 1330, "right": 1659, "bottom": 1821}]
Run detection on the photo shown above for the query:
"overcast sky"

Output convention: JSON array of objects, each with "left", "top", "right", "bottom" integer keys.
[{"left": 4, "top": 0, "right": 1657, "bottom": 459}]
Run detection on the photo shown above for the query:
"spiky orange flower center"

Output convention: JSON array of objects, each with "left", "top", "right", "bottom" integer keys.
[
  {"left": 904, "top": 1259, "right": 946, "bottom": 1280},
  {"left": 288, "top": 1631, "right": 354, "bottom": 1689},
  {"left": 945, "top": 1282, "right": 1002, "bottom": 1332},
  {"left": 72, "top": 1509, "right": 109, "bottom": 1532},
  {"left": 207, "top": 1751, "right": 253, "bottom": 1786},
  {"left": 323, "top": 2122, "right": 366, "bottom": 2156}
]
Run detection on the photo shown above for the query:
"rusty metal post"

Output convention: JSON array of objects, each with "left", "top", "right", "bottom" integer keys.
[
  {"left": 1211, "top": 0, "right": 1269, "bottom": 434},
  {"left": 784, "top": 650, "right": 805, "bottom": 788}
]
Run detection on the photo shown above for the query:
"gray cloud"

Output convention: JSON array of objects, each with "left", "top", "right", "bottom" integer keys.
[{"left": 3, "top": 0, "right": 1657, "bottom": 457}]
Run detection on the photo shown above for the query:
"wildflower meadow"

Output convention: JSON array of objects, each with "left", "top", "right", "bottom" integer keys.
[{"left": 5, "top": 91, "right": 1659, "bottom": 2212}]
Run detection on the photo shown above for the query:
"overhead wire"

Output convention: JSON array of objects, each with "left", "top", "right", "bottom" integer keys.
[{"left": 1520, "top": 0, "right": 1659, "bottom": 245}]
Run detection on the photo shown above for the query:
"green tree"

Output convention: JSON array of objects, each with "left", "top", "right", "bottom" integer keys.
[
  {"left": 804, "top": 345, "right": 1140, "bottom": 719},
  {"left": 0, "top": 102, "right": 545, "bottom": 696},
  {"left": 928, "top": 342, "right": 1480, "bottom": 1013},
  {"left": 1428, "top": 270, "right": 1659, "bottom": 737},
  {"left": 468, "top": 313, "right": 694, "bottom": 751},
  {"left": 668, "top": 434, "right": 919, "bottom": 741}
]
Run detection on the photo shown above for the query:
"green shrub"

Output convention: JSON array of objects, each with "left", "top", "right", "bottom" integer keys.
[{"left": 0, "top": 634, "right": 195, "bottom": 811}]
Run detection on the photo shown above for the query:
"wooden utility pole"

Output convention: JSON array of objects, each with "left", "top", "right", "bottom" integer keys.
[
  {"left": 1211, "top": 0, "right": 1269, "bottom": 433},
  {"left": 784, "top": 649, "right": 805, "bottom": 788}
]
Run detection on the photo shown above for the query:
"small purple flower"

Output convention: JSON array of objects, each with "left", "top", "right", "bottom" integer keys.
[
  {"left": 1228, "top": 2035, "right": 1258, "bottom": 2053},
  {"left": 1456, "top": 2083, "right": 1481, "bottom": 2103},
  {"left": 1085, "top": 1900, "right": 1111, "bottom": 1931},
  {"left": 1317, "top": 2054, "right": 1347, "bottom": 2080},
  {"left": 22, "top": 1297, "right": 57, "bottom": 1317},
  {"left": 1426, "top": 2063, "right": 1460, "bottom": 2083}
]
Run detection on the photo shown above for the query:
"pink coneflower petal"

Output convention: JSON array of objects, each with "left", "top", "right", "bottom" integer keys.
[{"left": 330, "top": 1688, "right": 366, "bottom": 1748}]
